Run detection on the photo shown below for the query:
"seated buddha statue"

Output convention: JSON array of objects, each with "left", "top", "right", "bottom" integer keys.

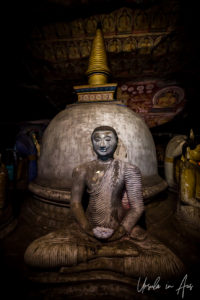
[
  {"left": 177, "top": 132, "right": 200, "bottom": 228},
  {"left": 24, "top": 126, "right": 184, "bottom": 279}
]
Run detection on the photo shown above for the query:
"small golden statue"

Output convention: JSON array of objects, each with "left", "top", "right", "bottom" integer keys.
[{"left": 177, "top": 129, "right": 200, "bottom": 227}]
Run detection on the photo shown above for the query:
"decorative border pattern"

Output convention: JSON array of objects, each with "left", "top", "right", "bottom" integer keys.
[{"left": 78, "top": 93, "right": 114, "bottom": 102}]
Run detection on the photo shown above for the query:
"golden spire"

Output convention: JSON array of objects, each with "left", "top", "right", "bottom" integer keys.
[{"left": 86, "top": 26, "right": 111, "bottom": 85}]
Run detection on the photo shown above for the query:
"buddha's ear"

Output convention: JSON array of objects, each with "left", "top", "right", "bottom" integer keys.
[{"left": 114, "top": 138, "right": 128, "bottom": 162}]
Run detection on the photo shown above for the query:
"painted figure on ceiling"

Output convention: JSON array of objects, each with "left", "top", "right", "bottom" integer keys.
[
  {"left": 118, "top": 9, "right": 132, "bottom": 33},
  {"left": 102, "top": 14, "right": 115, "bottom": 34}
]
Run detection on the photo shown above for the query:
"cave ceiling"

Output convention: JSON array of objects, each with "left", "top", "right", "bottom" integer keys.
[{"left": 2, "top": 0, "right": 200, "bottom": 125}]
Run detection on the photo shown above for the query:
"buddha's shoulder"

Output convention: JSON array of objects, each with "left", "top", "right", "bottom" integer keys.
[{"left": 115, "top": 159, "right": 141, "bottom": 174}]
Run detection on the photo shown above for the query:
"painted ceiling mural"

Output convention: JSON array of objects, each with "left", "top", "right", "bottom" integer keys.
[
  {"left": 20, "top": 0, "right": 190, "bottom": 127},
  {"left": 29, "top": 3, "right": 181, "bottom": 74}
]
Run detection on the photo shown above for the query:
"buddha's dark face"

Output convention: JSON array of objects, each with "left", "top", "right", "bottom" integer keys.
[{"left": 92, "top": 130, "right": 117, "bottom": 159}]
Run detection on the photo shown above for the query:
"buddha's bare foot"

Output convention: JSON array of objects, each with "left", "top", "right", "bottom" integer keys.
[
  {"left": 130, "top": 225, "right": 147, "bottom": 241},
  {"left": 97, "top": 242, "right": 139, "bottom": 257}
]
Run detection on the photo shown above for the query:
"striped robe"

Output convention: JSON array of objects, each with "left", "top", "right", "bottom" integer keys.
[{"left": 86, "top": 159, "right": 144, "bottom": 233}]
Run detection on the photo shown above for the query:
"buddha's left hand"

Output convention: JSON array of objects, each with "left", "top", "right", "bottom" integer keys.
[{"left": 107, "top": 225, "right": 127, "bottom": 241}]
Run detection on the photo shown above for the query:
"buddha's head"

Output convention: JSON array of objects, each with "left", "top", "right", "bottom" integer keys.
[
  {"left": 187, "top": 144, "right": 200, "bottom": 161},
  {"left": 91, "top": 126, "right": 118, "bottom": 160},
  {"left": 182, "top": 129, "right": 200, "bottom": 162}
]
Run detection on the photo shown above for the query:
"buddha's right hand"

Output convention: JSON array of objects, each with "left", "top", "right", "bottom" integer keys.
[
  {"left": 81, "top": 224, "right": 96, "bottom": 238},
  {"left": 86, "top": 228, "right": 95, "bottom": 237},
  {"left": 108, "top": 224, "right": 127, "bottom": 242}
]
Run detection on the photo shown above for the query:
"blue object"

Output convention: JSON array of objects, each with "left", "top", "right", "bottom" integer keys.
[
  {"left": 6, "top": 164, "right": 14, "bottom": 181},
  {"left": 15, "top": 131, "right": 37, "bottom": 182}
]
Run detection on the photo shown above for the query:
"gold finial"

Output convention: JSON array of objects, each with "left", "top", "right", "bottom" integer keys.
[
  {"left": 189, "top": 129, "right": 195, "bottom": 141},
  {"left": 86, "top": 26, "right": 110, "bottom": 85}
]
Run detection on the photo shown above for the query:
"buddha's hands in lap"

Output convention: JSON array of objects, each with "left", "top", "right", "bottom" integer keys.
[{"left": 93, "top": 227, "right": 114, "bottom": 239}]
